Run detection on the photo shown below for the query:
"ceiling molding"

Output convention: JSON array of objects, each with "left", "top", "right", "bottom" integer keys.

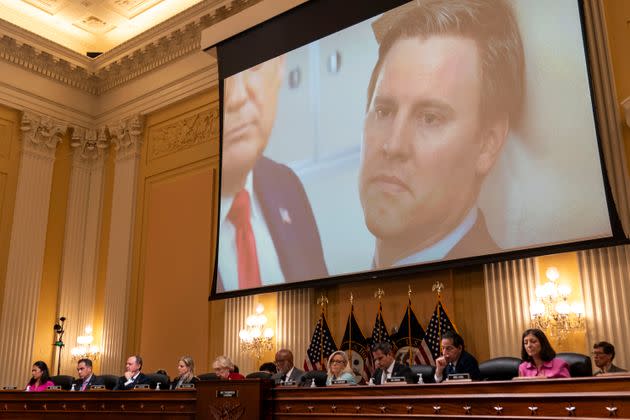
[{"left": 0, "top": 0, "right": 262, "bottom": 96}]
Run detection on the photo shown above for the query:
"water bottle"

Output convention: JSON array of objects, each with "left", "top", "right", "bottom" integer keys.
[
  {"left": 25, "top": 385, "right": 30, "bottom": 392},
  {"left": 70, "top": 383, "right": 76, "bottom": 391},
  {"left": 417, "top": 373, "right": 424, "bottom": 384},
  {"left": 156, "top": 382, "right": 161, "bottom": 390},
  {"left": 310, "top": 378, "right": 316, "bottom": 388},
  {"left": 368, "top": 378, "right": 375, "bottom": 386}
]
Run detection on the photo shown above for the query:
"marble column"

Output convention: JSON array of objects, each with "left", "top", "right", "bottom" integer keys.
[
  {"left": 55, "top": 127, "right": 107, "bottom": 375},
  {"left": 100, "top": 116, "right": 143, "bottom": 374},
  {"left": 0, "top": 112, "right": 65, "bottom": 386}
]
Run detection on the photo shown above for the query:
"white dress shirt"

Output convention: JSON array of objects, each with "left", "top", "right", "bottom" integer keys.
[
  {"left": 381, "top": 361, "right": 395, "bottom": 384},
  {"left": 218, "top": 172, "right": 285, "bottom": 291}
]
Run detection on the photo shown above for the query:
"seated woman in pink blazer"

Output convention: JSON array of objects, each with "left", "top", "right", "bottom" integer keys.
[
  {"left": 518, "top": 329, "right": 570, "bottom": 378},
  {"left": 26, "top": 361, "right": 55, "bottom": 391}
]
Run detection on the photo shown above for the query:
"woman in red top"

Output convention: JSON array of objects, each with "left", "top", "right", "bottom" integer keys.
[
  {"left": 26, "top": 361, "right": 55, "bottom": 392},
  {"left": 213, "top": 356, "right": 245, "bottom": 380}
]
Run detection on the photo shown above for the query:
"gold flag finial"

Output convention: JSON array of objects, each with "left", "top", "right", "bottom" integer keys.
[
  {"left": 317, "top": 294, "right": 328, "bottom": 309},
  {"left": 408, "top": 284, "right": 412, "bottom": 298},
  {"left": 349, "top": 292, "right": 354, "bottom": 305},
  {"left": 374, "top": 288, "right": 385, "bottom": 300},
  {"left": 432, "top": 280, "right": 444, "bottom": 296}
]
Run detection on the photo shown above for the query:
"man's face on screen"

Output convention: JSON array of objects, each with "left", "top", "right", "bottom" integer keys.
[
  {"left": 359, "top": 36, "right": 500, "bottom": 258},
  {"left": 222, "top": 56, "right": 285, "bottom": 196}
]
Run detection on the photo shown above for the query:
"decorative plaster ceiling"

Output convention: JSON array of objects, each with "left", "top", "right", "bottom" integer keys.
[{"left": 0, "top": 0, "right": 206, "bottom": 55}]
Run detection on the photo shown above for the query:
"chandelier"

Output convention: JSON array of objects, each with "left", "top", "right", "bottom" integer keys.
[
  {"left": 239, "top": 304, "right": 274, "bottom": 360},
  {"left": 70, "top": 326, "right": 101, "bottom": 361},
  {"left": 529, "top": 267, "right": 585, "bottom": 342}
]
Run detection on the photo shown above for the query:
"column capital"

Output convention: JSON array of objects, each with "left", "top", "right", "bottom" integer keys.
[
  {"left": 69, "top": 126, "right": 109, "bottom": 165},
  {"left": 109, "top": 114, "right": 143, "bottom": 162},
  {"left": 20, "top": 112, "right": 67, "bottom": 159}
]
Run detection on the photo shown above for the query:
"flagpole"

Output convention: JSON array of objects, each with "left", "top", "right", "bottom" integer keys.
[
  {"left": 407, "top": 285, "right": 413, "bottom": 365},
  {"left": 317, "top": 295, "right": 328, "bottom": 369},
  {"left": 348, "top": 293, "right": 354, "bottom": 363},
  {"left": 374, "top": 288, "right": 384, "bottom": 343},
  {"left": 432, "top": 280, "right": 445, "bottom": 352}
]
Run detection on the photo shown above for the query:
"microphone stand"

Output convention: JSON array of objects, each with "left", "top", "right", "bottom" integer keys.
[{"left": 53, "top": 317, "right": 66, "bottom": 376}]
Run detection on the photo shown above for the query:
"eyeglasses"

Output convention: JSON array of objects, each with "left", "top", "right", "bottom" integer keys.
[
  {"left": 442, "top": 345, "right": 457, "bottom": 352},
  {"left": 592, "top": 351, "right": 609, "bottom": 356},
  {"left": 330, "top": 360, "right": 345, "bottom": 364}
]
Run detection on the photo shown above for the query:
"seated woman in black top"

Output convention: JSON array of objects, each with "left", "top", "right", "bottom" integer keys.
[{"left": 170, "top": 356, "right": 199, "bottom": 389}]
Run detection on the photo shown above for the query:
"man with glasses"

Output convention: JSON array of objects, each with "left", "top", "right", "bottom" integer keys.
[
  {"left": 434, "top": 331, "right": 481, "bottom": 382},
  {"left": 593, "top": 341, "right": 627, "bottom": 375},
  {"left": 271, "top": 349, "right": 304, "bottom": 384}
]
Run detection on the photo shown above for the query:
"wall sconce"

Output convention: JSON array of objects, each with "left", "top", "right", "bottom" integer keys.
[
  {"left": 239, "top": 304, "right": 274, "bottom": 360},
  {"left": 530, "top": 267, "right": 585, "bottom": 343},
  {"left": 70, "top": 326, "right": 101, "bottom": 361}
]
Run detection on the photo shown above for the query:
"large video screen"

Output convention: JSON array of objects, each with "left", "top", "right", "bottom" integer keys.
[{"left": 213, "top": 0, "right": 621, "bottom": 296}]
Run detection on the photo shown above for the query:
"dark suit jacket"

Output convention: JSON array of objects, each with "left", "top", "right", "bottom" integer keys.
[
  {"left": 217, "top": 157, "right": 328, "bottom": 292},
  {"left": 445, "top": 210, "right": 499, "bottom": 260},
  {"left": 72, "top": 375, "right": 105, "bottom": 391},
  {"left": 271, "top": 366, "right": 304, "bottom": 384},
  {"left": 371, "top": 362, "right": 414, "bottom": 385},
  {"left": 443, "top": 350, "right": 481, "bottom": 381},
  {"left": 114, "top": 372, "right": 151, "bottom": 390},
  {"left": 169, "top": 376, "right": 199, "bottom": 389},
  {"left": 595, "top": 364, "right": 628, "bottom": 375}
]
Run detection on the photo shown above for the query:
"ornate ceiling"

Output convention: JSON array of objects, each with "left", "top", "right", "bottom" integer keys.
[{"left": 0, "top": 0, "right": 206, "bottom": 54}]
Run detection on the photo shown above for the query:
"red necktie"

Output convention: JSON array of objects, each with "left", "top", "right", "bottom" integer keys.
[{"left": 228, "top": 190, "right": 262, "bottom": 289}]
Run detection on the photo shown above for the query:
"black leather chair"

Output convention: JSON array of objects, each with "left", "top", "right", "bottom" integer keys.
[
  {"left": 245, "top": 371, "right": 272, "bottom": 379},
  {"left": 198, "top": 372, "right": 220, "bottom": 381},
  {"left": 50, "top": 375, "right": 74, "bottom": 390},
  {"left": 298, "top": 370, "right": 327, "bottom": 387},
  {"left": 145, "top": 373, "right": 169, "bottom": 389},
  {"left": 479, "top": 357, "right": 521, "bottom": 381},
  {"left": 100, "top": 374, "right": 118, "bottom": 390},
  {"left": 557, "top": 352, "right": 592, "bottom": 377},
  {"left": 409, "top": 364, "right": 436, "bottom": 383}
]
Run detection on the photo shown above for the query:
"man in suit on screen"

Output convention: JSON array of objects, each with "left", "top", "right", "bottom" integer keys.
[
  {"left": 358, "top": 0, "right": 525, "bottom": 268},
  {"left": 218, "top": 55, "right": 327, "bottom": 292}
]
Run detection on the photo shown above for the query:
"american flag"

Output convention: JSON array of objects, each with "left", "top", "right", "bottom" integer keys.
[
  {"left": 303, "top": 312, "right": 337, "bottom": 371},
  {"left": 340, "top": 306, "right": 370, "bottom": 383},
  {"left": 367, "top": 301, "right": 393, "bottom": 374},
  {"left": 392, "top": 299, "right": 435, "bottom": 366},
  {"left": 425, "top": 300, "right": 458, "bottom": 360}
]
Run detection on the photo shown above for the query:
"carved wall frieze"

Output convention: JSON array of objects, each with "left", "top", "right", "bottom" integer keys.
[
  {"left": 110, "top": 115, "right": 144, "bottom": 161},
  {"left": 148, "top": 107, "right": 218, "bottom": 161},
  {"left": 20, "top": 112, "right": 66, "bottom": 159},
  {"left": 0, "top": 0, "right": 262, "bottom": 96}
]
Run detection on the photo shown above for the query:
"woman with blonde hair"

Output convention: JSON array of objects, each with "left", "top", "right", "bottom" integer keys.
[
  {"left": 326, "top": 351, "right": 356, "bottom": 385},
  {"left": 170, "top": 355, "right": 199, "bottom": 389},
  {"left": 213, "top": 355, "right": 245, "bottom": 380}
]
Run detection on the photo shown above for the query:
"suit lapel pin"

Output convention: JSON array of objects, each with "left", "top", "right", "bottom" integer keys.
[{"left": 279, "top": 208, "right": 292, "bottom": 224}]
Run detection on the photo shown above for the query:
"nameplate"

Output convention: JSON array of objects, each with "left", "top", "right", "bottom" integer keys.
[
  {"left": 385, "top": 376, "right": 407, "bottom": 383},
  {"left": 447, "top": 373, "right": 471, "bottom": 381},
  {"left": 2, "top": 386, "right": 17, "bottom": 390},
  {"left": 89, "top": 385, "right": 106, "bottom": 390},
  {"left": 330, "top": 379, "right": 348, "bottom": 385},
  {"left": 216, "top": 390, "right": 238, "bottom": 398},
  {"left": 133, "top": 384, "right": 150, "bottom": 390},
  {"left": 46, "top": 385, "right": 62, "bottom": 391},
  {"left": 179, "top": 383, "right": 195, "bottom": 389},
  {"left": 280, "top": 380, "right": 297, "bottom": 386}
]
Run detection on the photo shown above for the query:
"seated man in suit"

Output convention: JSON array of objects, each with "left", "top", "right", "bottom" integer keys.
[
  {"left": 371, "top": 342, "right": 413, "bottom": 384},
  {"left": 217, "top": 54, "right": 327, "bottom": 292},
  {"left": 593, "top": 341, "right": 628, "bottom": 375},
  {"left": 434, "top": 331, "right": 481, "bottom": 382},
  {"left": 271, "top": 349, "right": 304, "bottom": 384},
  {"left": 114, "top": 355, "right": 151, "bottom": 390},
  {"left": 73, "top": 358, "right": 104, "bottom": 391}
]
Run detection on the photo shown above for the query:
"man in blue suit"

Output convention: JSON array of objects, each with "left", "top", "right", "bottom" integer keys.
[{"left": 217, "top": 55, "right": 327, "bottom": 292}]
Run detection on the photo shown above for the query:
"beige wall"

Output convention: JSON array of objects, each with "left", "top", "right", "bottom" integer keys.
[{"left": 129, "top": 89, "right": 222, "bottom": 374}]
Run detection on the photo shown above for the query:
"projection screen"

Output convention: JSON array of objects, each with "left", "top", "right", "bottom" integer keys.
[{"left": 212, "top": 0, "right": 624, "bottom": 297}]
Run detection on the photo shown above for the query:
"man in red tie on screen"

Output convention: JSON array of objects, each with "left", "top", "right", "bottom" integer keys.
[
  {"left": 217, "top": 55, "right": 328, "bottom": 293},
  {"left": 358, "top": 0, "right": 525, "bottom": 268}
]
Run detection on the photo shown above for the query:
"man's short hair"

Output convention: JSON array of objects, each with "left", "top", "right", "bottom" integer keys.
[
  {"left": 442, "top": 330, "right": 464, "bottom": 349},
  {"left": 594, "top": 341, "right": 616, "bottom": 360},
  {"left": 77, "top": 358, "right": 93, "bottom": 368},
  {"left": 276, "top": 349, "right": 294, "bottom": 364},
  {"left": 368, "top": 0, "right": 525, "bottom": 128},
  {"left": 372, "top": 342, "right": 394, "bottom": 355}
]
